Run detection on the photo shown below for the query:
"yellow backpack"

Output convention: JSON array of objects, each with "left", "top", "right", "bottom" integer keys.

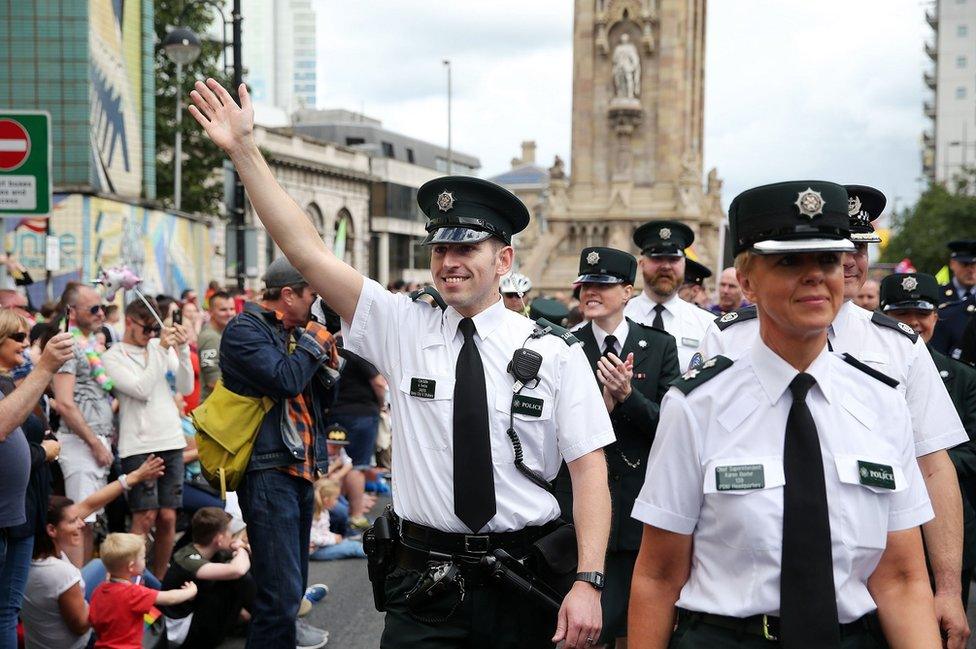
[{"left": 191, "top": 379, "right": 275, "bottom": 498}]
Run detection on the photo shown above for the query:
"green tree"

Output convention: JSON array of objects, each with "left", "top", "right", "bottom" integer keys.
[
  {"left": 154, "top": 0, "right": 227, "bottom": 215},
  {"left": 881, "top": 174, "right": 976, "bottom": 274}
]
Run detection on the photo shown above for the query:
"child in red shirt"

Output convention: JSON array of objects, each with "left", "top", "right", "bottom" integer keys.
[{"left": 89, "top": 533, "right": 197, "bottom": 648}]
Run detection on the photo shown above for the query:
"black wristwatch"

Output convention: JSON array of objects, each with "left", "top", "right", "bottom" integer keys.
[{"left": 575, "top": 571, "right": 605, "bottom": 591}]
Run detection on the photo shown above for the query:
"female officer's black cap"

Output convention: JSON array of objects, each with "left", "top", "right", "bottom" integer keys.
[{"left": 729, "top": 180, "right": 855, "bottom": 256}]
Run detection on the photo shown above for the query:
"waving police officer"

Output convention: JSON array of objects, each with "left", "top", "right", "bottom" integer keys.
[{"left": 189, "top": 78, "right": 614, "bottom": 649}]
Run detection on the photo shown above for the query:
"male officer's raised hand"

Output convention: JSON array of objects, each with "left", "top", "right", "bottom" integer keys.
[{"left": 188, "top": 78, "right": 254, "bottom": 156}]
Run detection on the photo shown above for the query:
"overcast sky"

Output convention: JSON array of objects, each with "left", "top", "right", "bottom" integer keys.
[{"left": 314, "top": 0, "right": 931, "bottom": 212}]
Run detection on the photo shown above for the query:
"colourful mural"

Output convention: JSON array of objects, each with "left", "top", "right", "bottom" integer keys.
[
  {"left": 89, "top": 0, "right": 144, "bottom": 198},
  {"left": 4, "top": 194, "right": 212, "bottom": 305}
]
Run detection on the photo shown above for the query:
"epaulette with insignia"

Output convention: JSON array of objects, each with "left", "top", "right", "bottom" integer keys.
[
  {"left": 409, "top": 286, "right": 447, "bottom": 311},
  {"left": 869, "top": 311, "right": 918, "bottom": 343},
  {"left": 840, "top": 353, "right": 899, "bottom": 388},
  {"left": 531, "top": 317, "right": 580, "bottom": 346},
  {"left": 670, "top": 355, "right": 733, "bottom": 395},
  {"left": 715, "top": 305, "right": 757, "bottom": 331}
]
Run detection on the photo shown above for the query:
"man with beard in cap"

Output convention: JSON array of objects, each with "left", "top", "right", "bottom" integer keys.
[{"left": 624, "top": 221, "right": 715, "bottom": 371}]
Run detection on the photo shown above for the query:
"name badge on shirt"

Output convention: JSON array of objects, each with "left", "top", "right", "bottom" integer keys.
[
  {"left": 857, "top": 461, "right": 896, "bottom": 490},
  {"left": 409, "top": 378, "right": 436, "bottom": 399},
  {"left": 512, "top": 395, "right": 544, "bottom": 417},
  {"left": 715, "top": 464, "right": 765, "bottom": 491},
  {"left": 681, "top": 337, "right": 699, "bottom": 348}
]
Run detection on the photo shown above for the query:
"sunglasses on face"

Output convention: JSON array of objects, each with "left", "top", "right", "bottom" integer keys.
[
  {"left": 74, "top": 305, "right": 103, "bottom": 316},
  {"left": 5, "top": 332, "right": 27, "bottom": 343},
  {"left": 138, "top": 322, "right": 161, "bottom": 336}
]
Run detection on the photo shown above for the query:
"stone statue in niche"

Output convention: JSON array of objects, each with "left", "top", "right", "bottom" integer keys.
[
  {"left": 612, "top": 33, "right": 640, "bottom": 99},
  {"left": 549, "top": 155, "right": 566, "bottom": 179}
]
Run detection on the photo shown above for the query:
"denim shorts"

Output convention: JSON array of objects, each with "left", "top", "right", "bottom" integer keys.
[{"left": 121, "top": 449, "right": 184, "bottom": 511}]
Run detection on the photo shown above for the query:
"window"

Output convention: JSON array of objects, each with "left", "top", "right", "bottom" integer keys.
[
  {"left": 381, "top": 141, "right": 395, "bottom": 158},
  {"left": 957, "top": 86, "right": 967, "bottom": 99},
  {"left": 345, "top": 137, "right": 365, "bottom": 146},
  {"left": 406, "top": 148, "right": 415, "bottom": 164},
  {"left": 958, "top": 24, "right": 969, "bottom": 37},
  {"left": 959, "top": 56, "right": 968, "bottom": 67}
]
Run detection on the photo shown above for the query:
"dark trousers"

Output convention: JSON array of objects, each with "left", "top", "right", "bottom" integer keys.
[
  {"left": 238, "top": 469, "right": 313, "bottom": 649},
  {"left": 380, "top": 565, "right": 557, "bottom": 649},
  {"left": 601, "top": 550, "right": 637, "bottom": 643},
  {"left": 182, "top": 574, "right": 257, "bottom": 649},
  {"left": 668, "top": 617, "right": 887, "bottom": 648}
]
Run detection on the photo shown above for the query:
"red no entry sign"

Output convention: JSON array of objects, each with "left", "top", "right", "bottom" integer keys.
[{"left": 0, "top": 120, "right": 30, "bottom": 171}]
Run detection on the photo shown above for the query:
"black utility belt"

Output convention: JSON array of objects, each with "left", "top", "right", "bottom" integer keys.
[
  {"left": 399, "top": 519, "right": 558, "bottom": 556},
  {"left": 676, "top": 608, "right": 880, "bottom": 641}
]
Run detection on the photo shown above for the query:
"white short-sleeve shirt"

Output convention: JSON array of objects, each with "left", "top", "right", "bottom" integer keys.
[
  {"left": 696, "top": 301, "right": 967, "bottom": 457},
  {"left": 625, "top": 292, "right": 714, "bottom": 372},
  {"left": 632, "top": 340, "right": 933, "bottom": 623},
  {"left": 343, "top": 278, "right": 615, "bottom": 533}
]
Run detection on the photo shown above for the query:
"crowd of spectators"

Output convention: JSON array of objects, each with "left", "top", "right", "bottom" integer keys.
[{"left": 0, "top": 273, "right": 393, "bottom": 649}]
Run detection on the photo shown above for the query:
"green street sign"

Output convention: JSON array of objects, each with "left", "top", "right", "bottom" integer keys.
[{"left": 0, "top": 111, "right": 51, "bottom": 215}]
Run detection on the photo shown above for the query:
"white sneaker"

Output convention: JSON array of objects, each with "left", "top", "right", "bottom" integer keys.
[{"left": 296, "top": 618, "right": 329, "bottom": 648}]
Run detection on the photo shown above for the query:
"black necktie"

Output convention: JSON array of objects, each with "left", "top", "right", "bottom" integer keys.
[
  {"left": 453, "top": 318, "right": 496, "bottom": 533},
  {"left": 781, "top": 373, "right": 839, "bottom": 648},
  {"left": 602, "top": 334, "right": 618, "bottom": 357},
  {"left": 652, "top": 304, "right": 666, "bottom": 330}
]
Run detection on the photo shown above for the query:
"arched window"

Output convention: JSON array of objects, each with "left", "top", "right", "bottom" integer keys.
[
  {"left": 334, "top": 208, "right": 354, "bottom": 265},
  {"left": 305, "top": 203, "right": 325, "bottom": 239}
]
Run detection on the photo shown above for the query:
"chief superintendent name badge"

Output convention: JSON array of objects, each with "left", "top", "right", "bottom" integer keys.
[{"left": 715, "top": 464, "right": 765, "bottom": 491}]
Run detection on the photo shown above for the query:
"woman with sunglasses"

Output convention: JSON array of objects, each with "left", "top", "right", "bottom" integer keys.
[{"left": 0, "top": 311, "right": 77, "bottom": 647}]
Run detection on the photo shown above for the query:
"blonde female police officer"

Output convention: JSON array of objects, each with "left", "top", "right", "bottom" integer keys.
[
  {"left": 628, "top": 181, "right": 940, "bottom": 649},
  {"left": 187, "top": 77, "right": 615, "bottom": 649}
]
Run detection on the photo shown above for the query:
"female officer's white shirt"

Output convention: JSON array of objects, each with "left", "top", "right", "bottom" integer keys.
[
  {"left": 342, "top": 278, "right": 616, "bottom": 533},
  {"left": 632, "top": 339, "right": 932, "bottom": 623},
  {"left": 697, "top": 300, "right": 967, "bottom": 458}
]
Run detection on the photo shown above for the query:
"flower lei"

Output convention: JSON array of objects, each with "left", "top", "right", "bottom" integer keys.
[{"left": 70, "top": 326, "right": 114, "bottom": 391}]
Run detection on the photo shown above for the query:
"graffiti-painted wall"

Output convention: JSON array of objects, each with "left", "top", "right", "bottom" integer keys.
[{"left": 5, "top": 194, "right": 212, "bottom": 305}]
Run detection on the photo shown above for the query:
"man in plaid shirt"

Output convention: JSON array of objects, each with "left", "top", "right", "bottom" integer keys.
[{"left": 220, "top": 257, "right": 340, "bottom": 648}]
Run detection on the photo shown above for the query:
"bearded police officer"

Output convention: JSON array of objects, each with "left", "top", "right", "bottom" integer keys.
[
  {"left": 624, "top": 221, "right": 715, "bottom": 371},
  {"left": 881, "top": 272, "right": 976, "bottom": 607},
  {"left": 696, "top": 183, "right": 971, "bottom": 647},
  {"left": 189, "top": 78, "right": 614, "bottom": 649},
  {"left": 630, "top": 180, "right": 939, "bottom": 648},
  {"left": 555, "top": 247, "right": 679, "bottom": 647}
]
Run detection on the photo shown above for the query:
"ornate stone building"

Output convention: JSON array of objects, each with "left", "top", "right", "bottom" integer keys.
[{"left": 509, "top": 0, "right": 724, "bottom": 293}]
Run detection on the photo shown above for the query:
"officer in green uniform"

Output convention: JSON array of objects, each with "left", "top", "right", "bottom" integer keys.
[
  {"left": 554, "top": 246, "right": 680, "bottom": 646},
  {"left": 881, "top": 272, "right": 976, "bottom": 606}
]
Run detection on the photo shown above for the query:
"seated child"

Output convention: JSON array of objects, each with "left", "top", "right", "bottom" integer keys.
[
  {"left": 89, "top": 533, "right": 196, "bottom": 649},
  {"left": 309, "top": 478, "right": 366, "bottom": 561},
  {"left": 160, "top": 507, "right": 255, "bottom": 648}
]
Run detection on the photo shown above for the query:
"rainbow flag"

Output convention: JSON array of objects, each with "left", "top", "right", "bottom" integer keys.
[{"left": 144, "top": 605, "right": 162, "bottom": 630}]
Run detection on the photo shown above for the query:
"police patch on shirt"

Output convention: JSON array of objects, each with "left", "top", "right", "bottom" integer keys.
[
  {"left": 512, "top": 395, "right": 544, "bottom": 418},
  {"left": 715, "top": 464, "right": 765, "bottom": 491},
  {"left": 857, "top": 460, "right": 896, "bottom": 490},
  {"left": 409, "top": 378, "right": 437, "bottom": 399}
]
